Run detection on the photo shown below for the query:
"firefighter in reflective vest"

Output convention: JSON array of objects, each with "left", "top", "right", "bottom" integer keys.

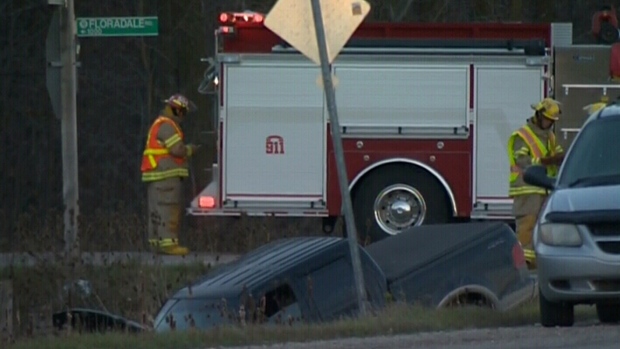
[
  {"left": 507, "top": 97, "right": 565, "bottom": 269},
  {"left": 141, "top": 94, "right": 201, "bottom": 255}
]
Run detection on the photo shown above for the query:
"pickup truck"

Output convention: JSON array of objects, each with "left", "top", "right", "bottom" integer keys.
[{"left": 150, "top": 221, "right": 535, "bottom": 332}]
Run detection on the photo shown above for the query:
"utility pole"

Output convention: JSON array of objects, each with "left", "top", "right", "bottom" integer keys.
[
  {"left": 55, "top": 0, "right": 80, "bottom": 257},
  {"left": 61, "top": 0, "right": 79, "bottom": 257}
]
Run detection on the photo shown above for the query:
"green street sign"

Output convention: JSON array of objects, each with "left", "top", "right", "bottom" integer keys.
[{"left": 76, "top": 16, "right": 159, "bottom": 37}]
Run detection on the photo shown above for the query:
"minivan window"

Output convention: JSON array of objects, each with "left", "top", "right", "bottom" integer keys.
[{"left": 557, "top": 117, "right": 620, "bottom": 188}]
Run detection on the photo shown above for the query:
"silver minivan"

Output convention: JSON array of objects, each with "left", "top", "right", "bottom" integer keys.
[{"left": 523, "top": 103, "right": 620, "bottom": 327}]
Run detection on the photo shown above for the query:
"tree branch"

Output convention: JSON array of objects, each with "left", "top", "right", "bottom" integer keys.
[{"left": 394, "top": 0, "right": 416, "bottom": 22}]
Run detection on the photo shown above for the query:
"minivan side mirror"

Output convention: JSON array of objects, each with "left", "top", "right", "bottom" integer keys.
[{"left": 523, "top": 165, "right": 556, "bottom": 191}]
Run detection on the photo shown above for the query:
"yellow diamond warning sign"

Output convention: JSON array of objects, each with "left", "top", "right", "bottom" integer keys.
[{"left": 264, "top": 0, "right": 371, "bottom": 66}]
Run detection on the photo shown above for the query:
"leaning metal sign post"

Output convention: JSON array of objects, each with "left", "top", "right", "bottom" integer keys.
[{"left": 264, "top": 0, "right": 372, "bottom": 316}]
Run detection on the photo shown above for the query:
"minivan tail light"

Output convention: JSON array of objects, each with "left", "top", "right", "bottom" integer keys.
[{"left": 512, "top": 243, "right": 526, "bottom": 269}]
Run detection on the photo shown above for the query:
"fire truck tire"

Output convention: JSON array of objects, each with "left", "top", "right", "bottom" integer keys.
[{"left": 351, "top": 164, "right": 451, "bottom": 243}]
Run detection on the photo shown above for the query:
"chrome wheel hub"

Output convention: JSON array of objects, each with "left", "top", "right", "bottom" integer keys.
[{"left": 373, "top": 184, "right": 427, "bottom": 235}]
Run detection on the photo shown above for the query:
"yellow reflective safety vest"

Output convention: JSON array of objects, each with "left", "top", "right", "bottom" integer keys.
[
  {"left": 507, "top": 124, "right": 558, "bottom": 197},
  {"left": 141, "top": 116, "right": 189, "bottom": 182}
]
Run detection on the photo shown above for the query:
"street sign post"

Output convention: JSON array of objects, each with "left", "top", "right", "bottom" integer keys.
[
  {"left": 264, "top": 0, "right": 371, "bottom": 316},
  {"left": 76, "top": 16, "right": 159, "bottom": 37},
  {"left": 46, "top": 1, "right": 80, "bottom": 258}
]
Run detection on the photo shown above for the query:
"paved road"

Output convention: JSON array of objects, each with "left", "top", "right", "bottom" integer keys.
[
  {"left": 0, "top": 252, "right": 240, "bottom": 268},
  {"left": 233, "top": 323, "right": 619, "bottom": 349}
]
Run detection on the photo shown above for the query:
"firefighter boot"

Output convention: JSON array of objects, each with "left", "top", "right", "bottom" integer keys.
[
  {"left": 523, "top": 248, "right": 537, "bottom": 270},
  {"left": 149, "top": 239, "right": 190, "bottom": 256},
  {"left": 159, "top": 244, "right": 190, "bottom": 256}
]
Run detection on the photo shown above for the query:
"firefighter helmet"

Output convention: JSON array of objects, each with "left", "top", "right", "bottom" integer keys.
[
  {"left": 164, "top": 94, "right": 197, "bottom": 113},
  {"left": 531, "top": 97, "right": 561, "bottom": 121}
]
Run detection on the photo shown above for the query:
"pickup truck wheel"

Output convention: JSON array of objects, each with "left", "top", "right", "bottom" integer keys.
[
  {"left": 539, "top": 288, "right": 574, "bottom": 327},
  {"left": 596, "top": 302, "right": 620, "bottom": 323},
  {"left": 352, "top": 164, "right": 451, "bottom": 243},
  {"left": 443, "top": 292, "right": 495, "bottom": 309}
]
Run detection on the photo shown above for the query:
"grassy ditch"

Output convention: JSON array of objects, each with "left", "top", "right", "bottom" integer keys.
[
  {"left": 0, "top": 260, "right": 213, "bottom": 338},
  {"left": 1, "top": 254, "right": 599, "bottom": 349},
  {"left": 8, "top": 300, "right": 598, "bottom": 349},
  {"left": 0, "top": 208, "right": 599, "bottom": 348}
]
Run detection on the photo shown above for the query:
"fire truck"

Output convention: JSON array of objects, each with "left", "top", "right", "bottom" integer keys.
[{"left": 190, "top": 9, "right": 620, "bottom": 243}]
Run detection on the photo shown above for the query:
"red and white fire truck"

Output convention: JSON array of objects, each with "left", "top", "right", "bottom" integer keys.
[{"left": 190, "top": 9, "right": 620, "bottom": 242}]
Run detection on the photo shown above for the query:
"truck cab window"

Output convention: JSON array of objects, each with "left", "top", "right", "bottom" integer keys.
[{"left": 262, "top": 284, "right": 300, "bottom": 323}]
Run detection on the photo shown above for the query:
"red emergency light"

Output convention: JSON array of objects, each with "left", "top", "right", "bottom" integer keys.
[{"left": 218, "top": 11, "right": 264, "bottom": 25}]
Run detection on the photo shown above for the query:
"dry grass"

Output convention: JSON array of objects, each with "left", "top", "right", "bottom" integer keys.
[
  {"left": 7, "top": 301, "right": 599, "bottom": 349},
  {"left": 0, "top": 262, "right": 212, "bottom": 337},
  {"left": 0, "top": 207, "right": 335, "bottom": 345},
  {"left": 2, "top": 205, "right": 330, "bottom": 253}
]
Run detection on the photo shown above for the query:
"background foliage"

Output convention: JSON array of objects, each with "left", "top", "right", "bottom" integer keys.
[{"left": 0, "top": 0, "right": 613, "bottom": 251}]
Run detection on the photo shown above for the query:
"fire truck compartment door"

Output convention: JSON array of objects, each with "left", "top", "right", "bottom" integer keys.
[
  {"left": 475, "top": 65, "right": 544, "bottom": 200},
  {"left": 223, "top": 64, "right": 326, "bottom": 206},
  {"left": 333, "top": 64, "right": 469, "bottom": 134}
]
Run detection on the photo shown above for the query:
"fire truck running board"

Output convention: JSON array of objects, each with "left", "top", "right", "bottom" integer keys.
[
  {"left": 186, "top": 207, "right": 329, "bottom": 218},
  {"left": 470, "top": 200, "right": 514, "bottom": 220}
]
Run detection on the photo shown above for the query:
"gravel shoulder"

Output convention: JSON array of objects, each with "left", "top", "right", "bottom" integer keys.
[{"left": 226, "top": 323, "right": 619, "bottom": 349}]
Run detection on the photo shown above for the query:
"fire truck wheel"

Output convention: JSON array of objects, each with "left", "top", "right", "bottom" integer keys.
[{"left": 352, "top": 164, "right": 451, "bottom": 243}]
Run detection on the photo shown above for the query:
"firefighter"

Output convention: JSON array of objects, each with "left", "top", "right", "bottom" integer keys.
[
  {"left": 507, "top": 97, "right": 564, "bottom": 270},
  {"left": 141, "top": 94, "right": 201, "bottom": 255}
]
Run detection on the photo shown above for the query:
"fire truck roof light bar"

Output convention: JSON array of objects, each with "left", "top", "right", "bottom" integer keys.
[{"left": 219, "top": 11, "right": 264, "bottom": 24}]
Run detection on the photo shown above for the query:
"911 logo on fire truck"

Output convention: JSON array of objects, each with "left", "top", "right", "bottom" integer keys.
[{"left": 265, "top": 135, "right": 285, "bottom": 154}]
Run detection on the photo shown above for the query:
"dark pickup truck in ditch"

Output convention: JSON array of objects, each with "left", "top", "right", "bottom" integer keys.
[{"left": 150, "top": 222, "right": 535, "bottom": 332}]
